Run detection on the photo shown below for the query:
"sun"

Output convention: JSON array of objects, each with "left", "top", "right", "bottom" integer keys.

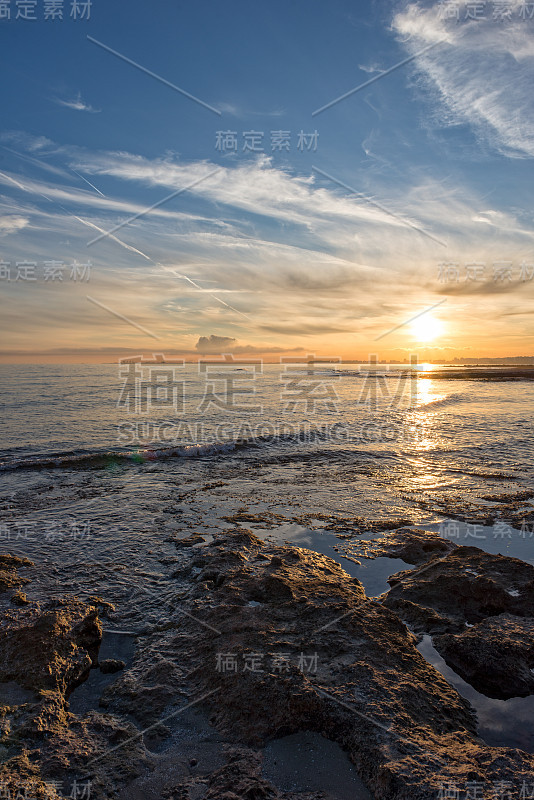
[{"left": 410, "top": 314, "right": 444, "bottom": 342}]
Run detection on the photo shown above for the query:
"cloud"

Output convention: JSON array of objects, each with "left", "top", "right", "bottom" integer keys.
[
  {"left": 54, "top": 92, "right": 101, "bottom": 114},
  {"left": 196, "top": 334, "right": 237, "bottom": 353},
  {"left": 70, "top": 149, "right": 429, "bottom": 236},
  {"left": 0, "top": 215, "right": 29, "bottom": 236},
  {"left": 0, "top": 343, "right": 306, "bottom": 359},
  {"left": 193, "top": 335, "right": 301, "bottom": 355},
  {"left": 358, "top": 62, "right": 385, "bottom": 74},
  {"left": 0, "top": 168, "right": 224, "bottom": 229},
  {"left": 392, "top": 2, "right": 534, "bottom": 157},
  {"left": 12, "top": 133, "right": 534, "bottom": 259},
  {"left": 259, "top": 322, "right": 353, "bottom": 335},
  {"left": 0, "top": 132, "right": 55, "bottom": 152},
  {"left": 217, "top": 102, "right": 286, "bottom": 118},
  {"left": 1, "top": 133, "right": 533, "bottom": 359}
]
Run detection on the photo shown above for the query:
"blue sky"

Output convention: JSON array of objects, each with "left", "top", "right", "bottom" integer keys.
[{"left": 1, "top": 0, "right": 533, "bottom": 360}]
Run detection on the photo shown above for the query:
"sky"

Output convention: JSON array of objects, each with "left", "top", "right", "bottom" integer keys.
[{"left": 0, "top": 0, "right": 533, "bottom": 363}]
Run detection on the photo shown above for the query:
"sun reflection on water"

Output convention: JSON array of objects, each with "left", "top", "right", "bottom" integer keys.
[{"left": 404, "top": 378, "right": 450, "bottom": 487}]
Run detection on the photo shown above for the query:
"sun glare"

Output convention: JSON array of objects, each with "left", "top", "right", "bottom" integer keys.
[{"left": 410, "top": 314, "right": 444, "bottom": 342}]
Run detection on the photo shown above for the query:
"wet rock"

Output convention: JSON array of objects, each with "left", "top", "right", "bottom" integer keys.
[
  {"left": 0, "top": 563, "right": 153, "bottom": 799},
  {"left": 0, "top": 554, "right": 32, "bottom": 593},
  {"left": 322, "top": 518, "right": 416, "bottom": 535},
  {"left": 222, "top": 509, "right": 287, "bottom": 527},
  {"left": 99, "top": 652, "right": 188, "bottom": 727},
  {"left": 434, "top": 614, "right": 534, "bottom": 699},
  {"left": 384, "top": 545, "right": 534, "bottom": 699},
  {"left": 86, "top": 596, "right": 116, "bottom": 618},
  {"left": 385, "top": 545, "right": 534, "bottom": 627},
  {"left": 202, "top": 748, "right": 279, "bottom": 800},
  {"left": 0, "top": 599, "right": 102, "bottom": 696},
  {"left": 99, "top": 658, "right": 125, "bottom": 674},
  {"left": 50, "top": 709, "right": 151, "bottom": 797},
  {"left": 163, "top": 747, "right": 329, "bottom": 800},
  {"left": 0, "top": 592, "right": 113, "bottom": 797},
  {"left": 170, "top": 530, "right": 534, "bottom": 800},
  {"left": 0, "top": 753, "right": 65, "bottom": 800},
  {"left": 382, "top": 598, "right": 460, "bottom": 636},
  {"left": 367, "top": 528, "right": 456, "bottom": 565},
  {"left": 167, "top": 534, "right": 206, "bottom": 548},
  {"left": 10, "top": 590, "right": 29, "bottom": 606}
]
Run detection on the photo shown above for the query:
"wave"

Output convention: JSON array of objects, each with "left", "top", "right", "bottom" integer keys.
[
  {"left": 0, "top": 427, "right": 342, "bottom": 473},
  {"left": 407, "top": 391, "right": 470, "bottom": 412}
]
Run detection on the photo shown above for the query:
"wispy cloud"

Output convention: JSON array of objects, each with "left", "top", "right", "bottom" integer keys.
[
  {"left": 4, "top": 136, "right": 534, "bottom": 263},
  {"left": 358, "top": 62, "right": 384, "bottom": 74},
  {"left": 217, "top": 102, "right": 286, "bottom": 118},
  {"left": 392, "top": 2, "right": 534, "bottom": 157},
  {"left": 69, "top": 148, "right": 447, "bottom": 240},
  {"left": 1, "top": 133, "right": 533, "bottom": 357},
  {"left": 54, "top": 91, "right": 101, "bottom": 113}
]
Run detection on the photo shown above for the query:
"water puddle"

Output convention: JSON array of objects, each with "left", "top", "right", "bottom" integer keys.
[
  {"left": 418, "top": 520, "right": 534, "bottom": 565},
  {"left": 417, "top": 634, "right": 534, "bottom": 752},
  {"left": 262, "top": 730, "right": 372, "bottom": 799},
  {"left": 68, "top": 631, "right": 137, "bottom": 716},
  {"left": 255, "top": 523, "right": 410, "bottom": 597}
]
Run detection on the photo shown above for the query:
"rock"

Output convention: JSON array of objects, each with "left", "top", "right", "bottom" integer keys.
[
  {"left": 0, "top": 566, "right": 153, "bottom": 799},
  {"left": 434, "top": 614, "right": 534, "bottom": 699},
  {"left": 0, "top": 752, "right": 66, "bottom": 800},
  {"left": 368, "top": 528, "right": 457, "bottom": 565},
  {"left": 166, "top": 530, "right": 534, "bottom": 800},
  {"left": 0, "top": 599, "right": 102, "bottom": 696},
  {"left": 10, "top": 590, "right": 29, "bottom": 606},
  {"left": 0, "top": 596, "right": 107, "bottom": 798},
  {"left": 162, "top": 748, "right": 325, "bottom": 800},
  {"left": 0, "top": 554, "right": 33, "bottom": 593},
  {"left": 382, "top": 598, "right": 459, "bottom": 636},
  {"left": 5, "top": 535, "right": 534, "bottom": 800},
  {"left": 167, "top": 534, "right": 205, "bottom": 548},
  {"left": 86, "top": 596, "right": 116, "bottom": 617},
  {"left": 99, "top": 658, "right": 126, "bottom": 674},
  {"left": 98, "top": 653, "right": 189, "bottom": 727},
  {"left": 385, "top": 545, "right": 534, "bottom": 627},
  {"left": 202, "top": 749, "right": 279, "bottom": 800},
  {"left": 384, "top": 545, "right": 534, "bottom": 699}
]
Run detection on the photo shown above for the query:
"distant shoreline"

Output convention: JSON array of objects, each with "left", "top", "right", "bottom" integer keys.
[{"left": 416, "top": 367, "right": 534, "bottom": 380}]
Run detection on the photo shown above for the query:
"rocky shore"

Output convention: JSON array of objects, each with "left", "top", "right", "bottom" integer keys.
[{"left": 0, "top": 529, "right": 533, "bottom": 799}]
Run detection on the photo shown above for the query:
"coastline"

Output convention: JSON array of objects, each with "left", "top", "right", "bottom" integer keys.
[
  {"left": 1, "top": 371, "right": 533, "bottom": 798},
  {"left": 1, "top": 523, "right": 533, "bottom": 799}
]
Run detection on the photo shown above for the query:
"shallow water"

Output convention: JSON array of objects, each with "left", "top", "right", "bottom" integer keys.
[
  {"left": 68, "top": 632, "right": 137, "bottom": 716},
  {"left": 417, "top": 635, "right": 534, "bottom": 753},
  {"left": 418, "top": 519, "right": 534, "bottom": 564}
]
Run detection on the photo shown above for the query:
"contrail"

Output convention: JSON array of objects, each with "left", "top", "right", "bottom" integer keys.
[
  {"left": 71, "top": 169, "right": 106, "bottom": 197},
  {"left": 73, "top": 215, "right": 151, "bottom": 260}
]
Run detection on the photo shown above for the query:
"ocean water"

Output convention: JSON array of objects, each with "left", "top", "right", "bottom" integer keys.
[
  {"left": 1, "top": 362, "right": 533, "bottom": 591},
  {"left": 1, "top": 363, "right": 533, "bottom": 749}
]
